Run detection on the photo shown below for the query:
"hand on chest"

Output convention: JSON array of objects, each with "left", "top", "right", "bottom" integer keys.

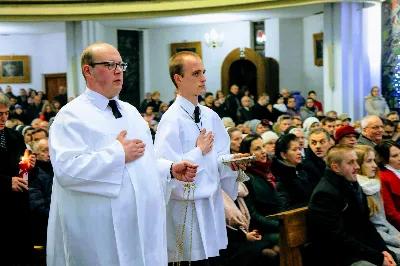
[
  {"left": 180, "top": 114, "right": 213, "bottom": 153},
  {"left": 88, "top": 113, "right": 152, "bottom": 151}
]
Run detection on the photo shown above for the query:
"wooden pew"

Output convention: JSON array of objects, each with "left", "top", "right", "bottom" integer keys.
[{"left": 267, "top": 207, "right": 309, "bottom": 266}]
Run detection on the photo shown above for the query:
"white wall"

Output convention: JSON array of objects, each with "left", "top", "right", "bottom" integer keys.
[
  {"left": 279, "top": 19, "right": 304, "bottom": 94},
  {"left": 0, "top": 32, "right": 67, "bottom": 96},
  {"left": 264, "top": 19, "right": 280, "bottom": 61},
  {"left": 146, "top": 21, "right": 251, "bottom": 101},
  {"left": 303, "top": 13, "right": 324, "bottom": 100}
]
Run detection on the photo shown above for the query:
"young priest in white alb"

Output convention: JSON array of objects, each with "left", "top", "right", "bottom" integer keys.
[{"left": 154, "top": 51, "right": 239, "bottom": 265}]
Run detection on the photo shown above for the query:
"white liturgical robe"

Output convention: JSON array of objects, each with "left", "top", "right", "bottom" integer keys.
[
  {"left": 47, "top": 88, "right": 172, "bottom": 266},
  {"left": 154, "top": 95, "right": 238, "bottom": 262}
]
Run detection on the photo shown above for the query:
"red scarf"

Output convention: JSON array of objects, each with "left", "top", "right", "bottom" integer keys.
[{"left": 246, "top": 160, "right": 276, "bottom": 188}]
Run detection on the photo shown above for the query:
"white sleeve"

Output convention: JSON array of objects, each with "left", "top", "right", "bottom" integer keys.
[
  {"left": 154, "top": 116, "right": 204, "bottom": 170},
  {"left": 156, "top": 158, "right": 174, "bottom": 205},
  {"left": 213, "top": 114, "right": 239, "bottom": 200},
  {"left": 154, "top": 116, "right": 205, "bottom": 200},
  {"left": 49, "top": 119, "right": 125, "bottom": 197}
]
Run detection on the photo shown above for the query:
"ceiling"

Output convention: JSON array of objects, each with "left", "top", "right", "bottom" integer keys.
[
  {"left": 0, "top": 3, "right": 323, "bottom": 35},
  {"left": 0, "top": 22, "right": 65, "bottom": 35},
  {"left": 98, "top": 4, "right": 324, "bottom": 29}
]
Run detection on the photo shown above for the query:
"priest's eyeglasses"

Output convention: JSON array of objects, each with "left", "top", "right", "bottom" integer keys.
[{"left": 89, "top": 61, "right": 128, "bottom": 72}]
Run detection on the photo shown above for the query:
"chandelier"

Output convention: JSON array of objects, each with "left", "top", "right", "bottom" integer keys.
[{"left": 204, "top": 27, "right": 224, "bottom": 48}]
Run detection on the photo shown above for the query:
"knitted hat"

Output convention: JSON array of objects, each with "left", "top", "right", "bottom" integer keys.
[
  {"left": 249, "top": 119, "right": 262, "bottom": 134},
  {"left": 261, "top": 131, "right": 279, "bottom": 144},
  {"left": 334, "top": 125, "right": 360, "bottom": 143},
  {"left": 14, "top": 104, "right": 22, "bottom": 110},
  {"left": 302, "top": 117, "right": 320, "bottom": 133}
]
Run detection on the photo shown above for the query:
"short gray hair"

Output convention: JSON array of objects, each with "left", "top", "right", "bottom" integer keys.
[
  {"left": 289, "top": 127, "right": 304, "bottom": 134},
  {"left": 361, "top": 115, "right": 379, "bottom": 129},
  {"left": 308, "top": 128, "right": 331, "bottom": 141},
  {"left": 0, "top": 93, "right": 10, "bottom": 108}
]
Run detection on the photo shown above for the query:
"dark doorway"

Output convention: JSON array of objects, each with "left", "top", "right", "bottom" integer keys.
[
  {"left": 118, "top": 30, "right": 140, "bottom": 108},
  {"left": 264, "top": 57, "right": 280, "bottom": 102},
  {"left": 229, "top": 60, "right": 257, "bottom": 97}
]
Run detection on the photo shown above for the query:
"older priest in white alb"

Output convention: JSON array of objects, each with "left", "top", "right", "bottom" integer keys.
[
  {"left": 47, "top": 42, "right": 198, "bottom": 266},
  {"left": 154, "top": 51, "right": 239, "bottom": 265}
]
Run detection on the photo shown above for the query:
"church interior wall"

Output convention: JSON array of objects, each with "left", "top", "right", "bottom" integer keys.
[
  {"left": 303, "top": 13, "right": 324, "bottom": 100},
  {"left": 0, "top": 31, "right": 67, "bottom": 95}
]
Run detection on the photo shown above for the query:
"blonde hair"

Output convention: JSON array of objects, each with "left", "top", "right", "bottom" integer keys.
[
  {"left": 326, "top": 144, "right": 355, "bottom": 168},
  {"left": 273, "top": 115, "right": 291, "bottom": 136},
  {"left": 169, "top": 51, "right": 200, "bottom": 88},
  {"left": 158, "top": 102, "right": 168, "bottom": 113},
  {"left": 354, "top": 145, "right": 381, "bottom": 217}
]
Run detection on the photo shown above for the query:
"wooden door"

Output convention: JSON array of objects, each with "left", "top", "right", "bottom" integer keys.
[{"left": 44, "top": 73, "right": 67, "bottom": 102}]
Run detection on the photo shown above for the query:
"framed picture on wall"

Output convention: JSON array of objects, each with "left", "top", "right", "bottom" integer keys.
[
  {"left": 0, "top": 55, "right": 31, "bottom": 83},
  {"left": 313, "top": 33, "right": 323, "bottom": 67},
  {"left": 170, "top": 42, "right": 202, "bottom": 59}
]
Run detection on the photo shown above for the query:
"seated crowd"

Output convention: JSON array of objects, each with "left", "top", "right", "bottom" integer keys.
[{"left": 3, "top": 83, "right": 400, "bottom": 266}]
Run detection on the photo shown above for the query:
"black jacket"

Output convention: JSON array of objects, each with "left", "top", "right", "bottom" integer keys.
[
  {"left": 236, "top": 107, "right": 252, "bottom": 124},
  {"left": 226, "top": 93, "right": 241, "bottom": 121},
  {"left": 303, "top": 148, "right": 326, "bottom": 190},
  {"left": 270, "top": 159, "right": 312, "bottom": 211},
  {"left": 307, "top": 169, "right": 391, "bottom": 266},
  {"left": 244, "top": 172, "right": 280, "bottom": 235},
  {"left": 29, "top": 160, "right": 54, "bottom": 216},
  {"left": 0, "top": 128, "right": 32, "bottom": 263},
  {"left": 251, "top": 103, "right": 270, "bottom": 121}
]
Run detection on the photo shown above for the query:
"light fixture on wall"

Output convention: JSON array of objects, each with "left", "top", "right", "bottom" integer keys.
[{"left": 204, "top": 27, "right": 224, "bottom": 48}]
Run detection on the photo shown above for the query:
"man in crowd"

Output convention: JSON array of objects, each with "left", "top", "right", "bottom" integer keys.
[
  {"left": 236, "top": 95, "right": 252, "bottom": 124},
  {"left": 286, "top": 96, "right": 300, "bottom": 117},
  {"left": 292, "top": 116, "right": 302, "bottom": 128},
  {"left": 251, "top": 93, "right": 270, "bottom": 120},
  {"left": 321, "top": 117, "right": 336, "bottom": 145},
  {"left": 326, "top": 110, "right": 338, "bottom": 119},
  {"left": 309, "top": 90, "right": 323, "bottom": 112},
  {"left": 382, "top": 119, "right": 395, "bottom": 140},
  {"left": 54, "top": 86, "right": 68, "bottom": 107},
  {"left": 47, "top": 42, "right": 198, "bottom": 266},
  {"left": 225, "top": 84, "right": 241, "bottom": 121},
  {"left": 30, "top": 138, "right": 53, "bottom": 246},
  {"left": 0, "top": 92, "right": 36, "bottom": 265},
  {"left": 308, "top": 144, "right": 397, "bottom": 266},
  {"left": 303, "top": 128, "right": 331, "bottom": 189},
  {"left": 387, "top": 111, "right": 399, "bottom": 122},
  {"left": 358, "top": 115, "right": 384, "bottom": 147}
]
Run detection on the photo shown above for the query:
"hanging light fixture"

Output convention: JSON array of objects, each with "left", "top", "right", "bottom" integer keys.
[{"left": 204, "top": 27, "right": 224, "bottom": 48}]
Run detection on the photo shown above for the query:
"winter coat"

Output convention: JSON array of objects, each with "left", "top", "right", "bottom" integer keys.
[{"left": 365, "top": 95, "right": 390, "bottom": 117}]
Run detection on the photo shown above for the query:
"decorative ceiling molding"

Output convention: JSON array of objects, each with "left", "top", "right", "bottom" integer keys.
[{"left": 0, "top": 0, "right": 381, "bottom": 21}]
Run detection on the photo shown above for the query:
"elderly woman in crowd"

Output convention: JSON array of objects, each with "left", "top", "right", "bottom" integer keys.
[
  {"left": 273, "top": 115, "right": 292, "bottom": 137},
  {"left": 356, "top": 145, "right": 400, "bottom": 262},
  {"left": 228, "top": 127, "right": 243, "bottom": 154},
  {"left": 261, "top": 131, "right": 279, "bottom": 161},
  {"left": 249, "top": 119, "right": 267, "bottom": 136},
  {"left": 375, "top": 141, "right": 400, "bottom": 231},
  {"left": 302, "top": 117, "right": 320, "bottom": 147}
]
